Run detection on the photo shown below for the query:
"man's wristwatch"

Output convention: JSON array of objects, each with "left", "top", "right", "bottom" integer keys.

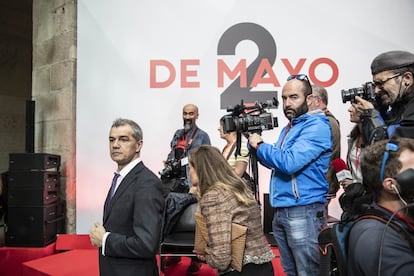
[{"left": 255, "top": 141, "right": 264, "bottom": 149}]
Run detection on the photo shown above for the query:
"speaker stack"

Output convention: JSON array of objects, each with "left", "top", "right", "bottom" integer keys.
[{"left": 5, "top": 153, "right": 64, "bottom": 247}]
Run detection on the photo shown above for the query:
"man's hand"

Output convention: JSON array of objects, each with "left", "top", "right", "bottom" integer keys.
[
  {"left": 189, "top": 186, "right": 199, "bottom": 195},
  {"left": 195, "top": 253, "right": 206, "bottom": 262},
  {"left": 90, "top": 222, "right": 106, "bottom": 247},
  {"left": 248, "top": 133, "right": 263, "bottom": 149},
  {"left": 354, "top": 96, "right": 374, "bottom": 111},
  {"left": 340, "top": 179, "right": 353, "bottom": 189}
]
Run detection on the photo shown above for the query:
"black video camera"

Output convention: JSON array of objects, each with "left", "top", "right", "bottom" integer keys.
[
  {"left": 341, "top": 82, "right": 376, "bottom": 103},
  {"left": 221, "top": 98, "right": 278, "bottom": 134},
  {"left": 159, "top": 159, "right": 182, "bottom": 180}
]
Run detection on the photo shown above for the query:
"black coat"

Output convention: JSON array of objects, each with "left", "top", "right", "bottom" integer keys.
[
  {"left": 161, "top": 192, "right": 197, "bottom": 240},
  {"left": 363, "top": 93, "right": 414, "bottom": 144}
]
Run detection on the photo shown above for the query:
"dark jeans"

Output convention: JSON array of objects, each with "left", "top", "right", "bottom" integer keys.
[{"left": 222, "top": 262, "right": 274, "bottom": 276}]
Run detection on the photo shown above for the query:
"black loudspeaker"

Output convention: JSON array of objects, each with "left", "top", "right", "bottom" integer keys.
[
  {"left": 25, "top": 100, "right": 35, "bottom": 153},
  {"left": 7, "top": 171, "right": 59, "bottom": 206},
  {"left": 5, "top": 203, "right": 62, "bottom": 247},
  {"left": 6, "top": 153, "right": 63, "bottom": 247},
  {"left": 8, "top": 171, "right": 59, "bottom": 188},
  {"left": 7, "top": 188, "right": 57, "bottom": 206},
  {"left": 263, "top": 193, "right": 277, "bottom": 246},
  {"left": 9, "top": 153, "right": 60, "bottom": 171}
]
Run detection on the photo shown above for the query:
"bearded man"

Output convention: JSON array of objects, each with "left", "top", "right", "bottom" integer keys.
[
  {"left": 354, "top": 50, "right": 414, "bottom": 144},
  {"left": 248, "top": 74, "right": 332, "bottom": 276}
]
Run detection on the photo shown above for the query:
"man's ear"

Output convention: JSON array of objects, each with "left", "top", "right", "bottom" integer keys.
[
  {"left": 383, "top": 177, "right": 400, "bottom": 194},
  {"left": 402, "top": 71, "right": 413, "bottom": 86},
  {"left": 135, "top": 140, "right": 143, "bottom": 153},
  {"left": 306, "top": 94, "right": 313, "bottom": 106}
]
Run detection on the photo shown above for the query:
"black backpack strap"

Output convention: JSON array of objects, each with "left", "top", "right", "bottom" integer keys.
[
  {"left": 318, "top": 226, "right": 335, "bottom": 276},
  {"left": 318, "top": 221, "right": 354, "bottom": 276},
  {"left": 354, "top": 211, "right": 414, "bottom": 252}
]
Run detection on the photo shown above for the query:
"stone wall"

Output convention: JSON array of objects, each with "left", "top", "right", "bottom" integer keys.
[{"left": 33, "top": 0, "right": 77, "bottom": 233}]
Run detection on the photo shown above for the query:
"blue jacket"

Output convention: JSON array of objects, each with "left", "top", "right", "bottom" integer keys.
[{"left": 256, "top": 111, "right": 332, "bottom": 208}]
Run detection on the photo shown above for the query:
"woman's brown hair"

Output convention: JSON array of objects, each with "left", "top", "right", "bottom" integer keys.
[{"left": 189, "top": 145, "right": 256, "bottom": 206}]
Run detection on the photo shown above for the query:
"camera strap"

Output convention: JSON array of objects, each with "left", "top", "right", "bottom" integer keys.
[
  {"left": 186, "top": 127, "right": 199, "bottom": 150},
  {"left": 235, "top": 131, "right": 242, "bottom": 157},
  {"left": 223, "top": 142, "right": 237, "bottom": 161}
]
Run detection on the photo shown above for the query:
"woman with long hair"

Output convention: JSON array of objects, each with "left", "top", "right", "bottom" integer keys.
[
  {"left": 344, "top": 104, "right": 367, "bottom": 188},
  {"left": 189, "top": 145, "right": 274, "bottom": 275}
]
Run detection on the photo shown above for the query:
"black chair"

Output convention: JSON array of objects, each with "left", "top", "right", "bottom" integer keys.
[{"left": 159, "top": 202, "right": 197, "bottom": 273}]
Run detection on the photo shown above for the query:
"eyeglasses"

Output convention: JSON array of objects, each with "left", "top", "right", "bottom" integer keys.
[
  {"left": 373, "top": 73, "right": 401, "bottom": 88},
  {"left": 287, "top": 74, "right": 312, "bottom": 91},
  {"left": 379, "top": 140, "right": 399, "bottom": 182}
]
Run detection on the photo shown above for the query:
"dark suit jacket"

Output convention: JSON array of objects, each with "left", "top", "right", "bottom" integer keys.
[{"left": 99, "top": 161, "right": 164, "bottom": 276}]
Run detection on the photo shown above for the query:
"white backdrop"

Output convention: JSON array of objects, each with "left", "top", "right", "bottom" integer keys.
[{"left": 76, "top": 0, "right": 414, "bottom": 233}]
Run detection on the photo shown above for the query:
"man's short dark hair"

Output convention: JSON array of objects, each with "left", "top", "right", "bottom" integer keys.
[{"left": 112, "top": 118, "right": 143, "bottom": 141}]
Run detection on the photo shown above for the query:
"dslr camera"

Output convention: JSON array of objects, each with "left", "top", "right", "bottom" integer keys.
[
  {"left": 221, "top": 98, "right": 278, "bottom": 134},
  {"left": 159, "top": 159, "right": 182, "bottom": 180},
  {"left": 341, "top": 82, "right": 376, "bottom": 103}
]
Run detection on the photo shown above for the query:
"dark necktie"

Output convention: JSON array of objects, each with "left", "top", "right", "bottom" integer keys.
[{"left": 109, "top": 172, "right": 121, "bottom": 200}]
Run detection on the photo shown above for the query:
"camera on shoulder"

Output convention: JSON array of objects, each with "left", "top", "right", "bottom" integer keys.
[{"left": 221, "top": 98, "right": 279, "bottom": 134}]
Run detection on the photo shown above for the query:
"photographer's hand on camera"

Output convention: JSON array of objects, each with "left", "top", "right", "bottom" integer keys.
[
  {"left": 353, "top": 96, "right": 388, "bottom": 145},
  {"left": 353, "top": 95, "right": 376, "bottom": 121},
  {"left": 354, "top": 96, "right": 374, "bottom": 110},
  {"left": 248, "top": 133, "right": 264, "bottom": 150}
]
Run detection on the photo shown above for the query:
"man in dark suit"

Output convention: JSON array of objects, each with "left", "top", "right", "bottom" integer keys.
[{"left": 90, "top": 118, "right": 164, "bottom": 276}]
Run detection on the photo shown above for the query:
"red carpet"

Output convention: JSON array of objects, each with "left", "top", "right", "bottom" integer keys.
[
  {"left": 0, "top": 242, "right": 56, "bottom": 276},
  {"left": 22, "top": 249, "right": 99, "bottom": 276},
  {"left": 18, "top": 247, "right": 285, "bottom": 276},
  {"left": 2, "top": 234, "right": 286, "bottom": 276}
]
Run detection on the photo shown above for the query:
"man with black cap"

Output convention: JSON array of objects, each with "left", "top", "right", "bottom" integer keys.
[{"left": 354, "top": 50, "right": 414, "bottom": 144}]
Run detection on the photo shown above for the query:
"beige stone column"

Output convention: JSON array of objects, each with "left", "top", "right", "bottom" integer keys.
[{"left": 32, "top": 0, "right": 77, "bottom": 233}]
